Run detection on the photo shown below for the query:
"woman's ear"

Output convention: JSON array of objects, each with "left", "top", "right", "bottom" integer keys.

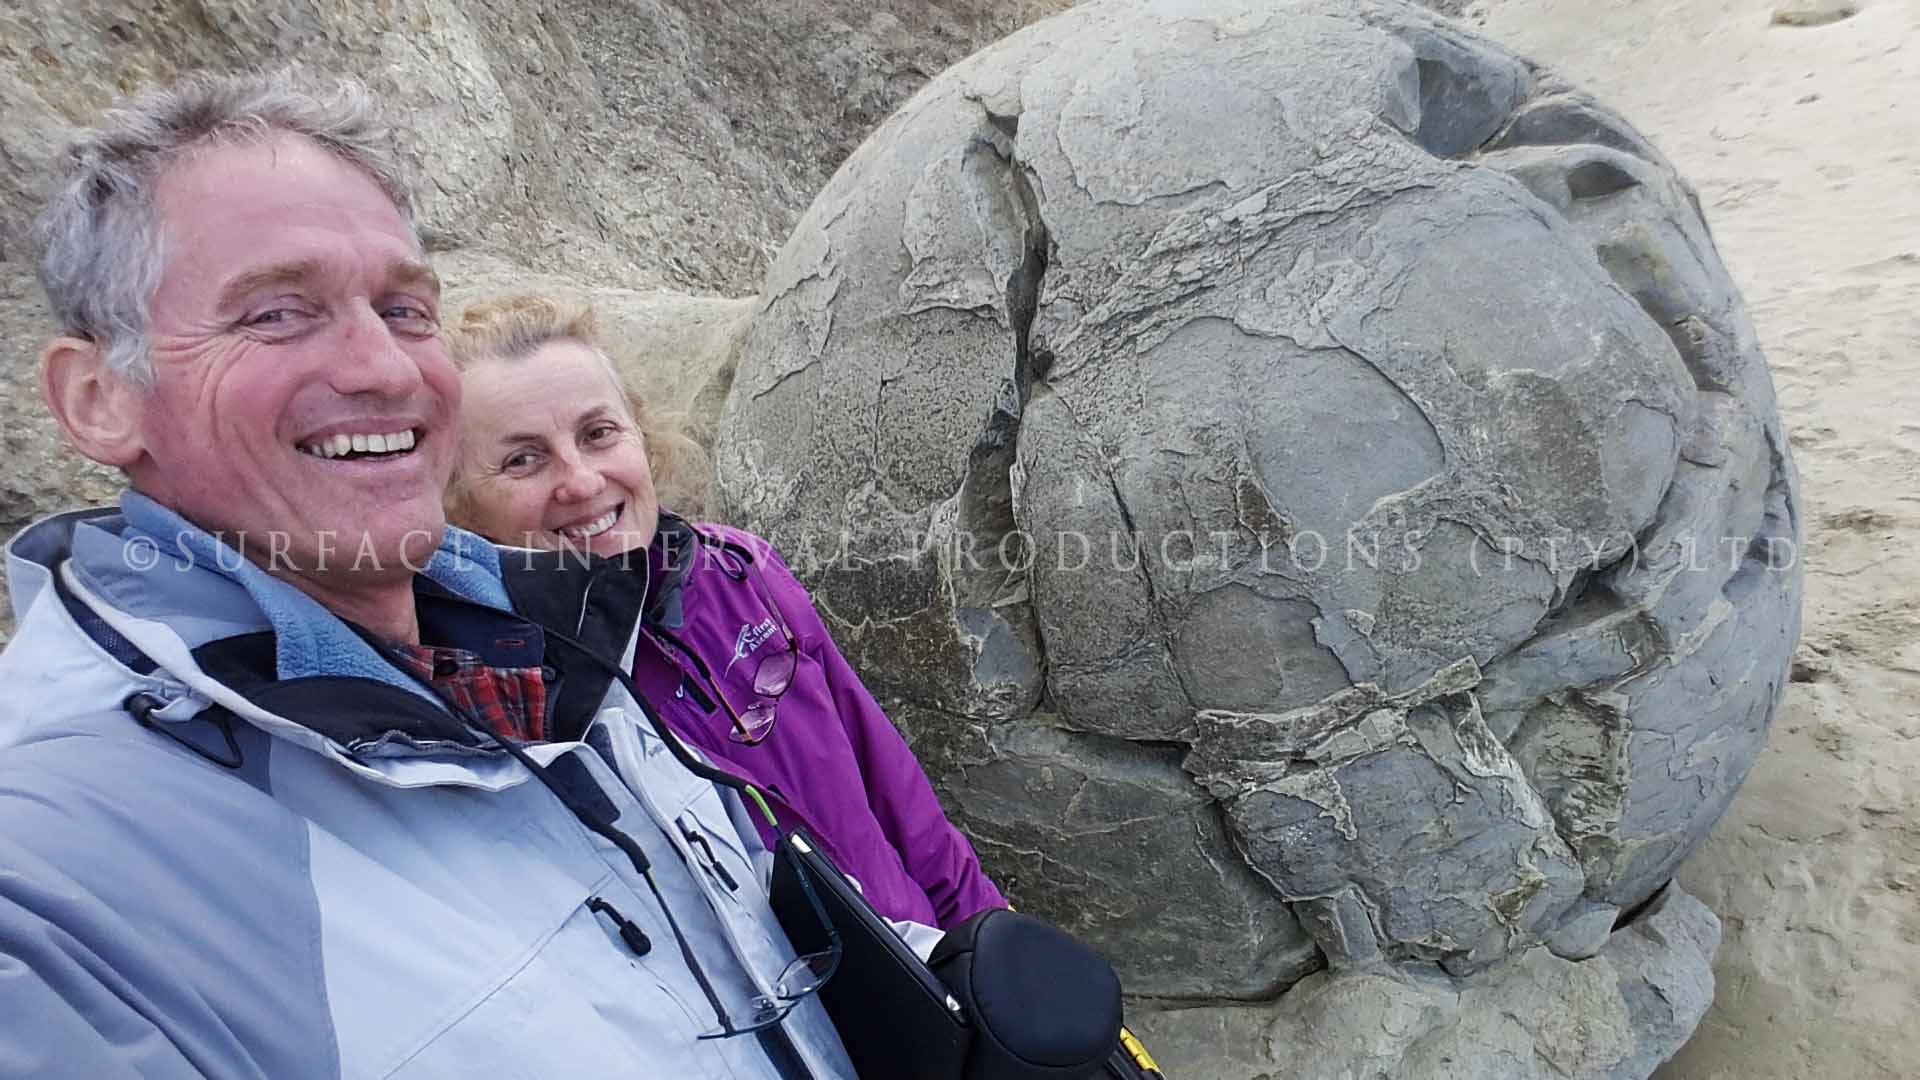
[{"left": 42, "top": 336, "right": 147, "bottom": 468}]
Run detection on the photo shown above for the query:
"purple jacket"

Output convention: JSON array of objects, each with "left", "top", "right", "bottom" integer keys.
[{"left": 624, "top": 520, "right": 1005, "bottom": 930}]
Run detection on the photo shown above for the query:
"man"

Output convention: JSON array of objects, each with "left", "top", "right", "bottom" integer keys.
[{"left": 0, "top": 71, "right": 856, "bottom": 1078}]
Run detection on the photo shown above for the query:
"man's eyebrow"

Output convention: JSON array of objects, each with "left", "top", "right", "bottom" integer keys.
[
  {"left": 389, "top": 258, "right": 441, "bottom": 298},
  {"left": 214, "top": 259, "right": 323, "bottom": 312},
  {"left": 213, "top": 257, "right": 442, "bottom": 312}
]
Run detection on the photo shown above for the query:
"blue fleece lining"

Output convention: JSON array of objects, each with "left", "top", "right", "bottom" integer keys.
[{"left": 118, "top": 493, "right": 513, "bottom": 697}]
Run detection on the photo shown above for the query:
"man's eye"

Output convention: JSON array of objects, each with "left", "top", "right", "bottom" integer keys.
[
  {"left": 244, "top": 309, "right": 297, "bottom": 327},
  {"left": 383, "top": 305, "right": 437, "bottom": 325},
  {"left": 502, "top": 451, "right": 539, "bottom": 472}
]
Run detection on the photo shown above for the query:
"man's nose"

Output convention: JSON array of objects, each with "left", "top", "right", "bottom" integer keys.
[{"left": 329, "top": 305, "right": 426, "bottom": 398}]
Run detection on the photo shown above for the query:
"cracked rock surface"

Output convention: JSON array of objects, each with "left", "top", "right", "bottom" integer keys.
[
  {"left": 1128, "top": 883, "right": 1724, "bottom": 1079},
  {"left": 713, "top": 0, "right": 1801, "bottom": 1069}
]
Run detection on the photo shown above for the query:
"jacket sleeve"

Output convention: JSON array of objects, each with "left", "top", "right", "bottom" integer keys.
[
  {"left": 0, "top": 836, "right": 219, "bottom": 1080},
  {"left": 0, "top": 745, "right": 301, "bottom": 1080},
  {"left": 761, "top": 545, "right": 1008, "bottom": 929}
]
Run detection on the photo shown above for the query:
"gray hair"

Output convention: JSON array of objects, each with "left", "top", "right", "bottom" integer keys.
[{"left": 31, "top": 69, "right": 418, "bottom": 387}]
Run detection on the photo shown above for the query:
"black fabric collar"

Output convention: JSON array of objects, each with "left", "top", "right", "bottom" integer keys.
[
  {"left": 191, "top": 631, "right": 483, "bottom": 753},
  {"left": 190, "top": 576, "right": 556, "bottom": 754},
  {"left": 645, "top": 514, "right": 700, "bottom": 630},
  {"left": 493, "top": 513, "right": 710, "bottom": 658},
  {"left": 496, "top": 545, "right": 644, "bottom": 743},
  {"left": 409, "top": 575, "right": 546, "bottom": 670},
  {"left": 496, "top": 516, "right": 722, "bottom": 742},
  {"left": 497, "top": 549, "right": 643, "bottom": 663}
]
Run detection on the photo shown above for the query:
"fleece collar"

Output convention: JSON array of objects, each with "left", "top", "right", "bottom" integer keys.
[{"left": 100, "top": 491, "right": 513, "bottom": 698}]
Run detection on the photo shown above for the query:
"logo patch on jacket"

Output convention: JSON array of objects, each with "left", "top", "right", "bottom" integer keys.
[{"left": 725, "top": 618, "right": 779, "bottom": 674}]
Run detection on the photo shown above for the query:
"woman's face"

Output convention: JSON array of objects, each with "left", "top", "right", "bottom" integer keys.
[{"left": 456, "top": 340, "right": 660, "bottom": 557}]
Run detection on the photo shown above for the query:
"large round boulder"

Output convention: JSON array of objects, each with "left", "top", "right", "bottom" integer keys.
[{"left": 712, "top": 0, "right": 1801, "bottom": 1047}]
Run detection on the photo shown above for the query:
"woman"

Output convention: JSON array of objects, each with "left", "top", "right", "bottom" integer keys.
[{"left": 442, "top": 294, "right": 1006, "bottom": 931}]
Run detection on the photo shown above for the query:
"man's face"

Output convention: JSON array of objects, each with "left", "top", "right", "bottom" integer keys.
[{"left": 131, "top": 134, "right": 459, "bottom": 582}]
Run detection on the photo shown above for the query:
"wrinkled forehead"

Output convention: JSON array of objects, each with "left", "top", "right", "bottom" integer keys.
[
  {"left": 148, "top": 133, "right": 429, "bottom": 304},
  {"left": 154, "top": 128, "right": 415, "bottom": 226},
  {"left": 155, "top": 133, "right": 414, "bottom": 247},
  {"left": 461, "top": 340, "right": 636, "bottom": 438}
]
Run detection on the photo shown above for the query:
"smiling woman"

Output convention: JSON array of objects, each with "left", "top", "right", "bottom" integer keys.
[
  {"left": 443, "top": 293, "right": 707, "bottom": 554},
  {"left": 444, "top": 293, "right": 1009, "bottom": 933}
]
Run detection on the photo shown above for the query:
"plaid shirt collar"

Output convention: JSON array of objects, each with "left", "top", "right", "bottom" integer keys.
[
  {"left": 389, "top": 643, "right": 548, "bottom": 742},
  {"left": 380, "top": 577, "right": 552, "bottom": 743}
]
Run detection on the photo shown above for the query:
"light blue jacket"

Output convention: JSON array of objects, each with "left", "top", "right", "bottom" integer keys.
[{"left": 0, "top": 500, "right": 858, "bottom": 1079}]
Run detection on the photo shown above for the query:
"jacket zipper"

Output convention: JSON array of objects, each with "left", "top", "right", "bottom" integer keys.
[
  {"left": 677, "top": 818, "right": 741, "bottom": 892},
  {"left": 588, "top": 895, "right": 654, "bottom": 956}
]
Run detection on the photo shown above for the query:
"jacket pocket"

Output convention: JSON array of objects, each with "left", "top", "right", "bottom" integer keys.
[{"left": 386, "top": 896, "right": 745, "bottom": 1079}]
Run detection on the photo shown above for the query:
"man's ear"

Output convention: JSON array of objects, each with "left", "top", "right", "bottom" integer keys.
[{"left": 42, "top": 336, "right": 147, "bottom": 468}]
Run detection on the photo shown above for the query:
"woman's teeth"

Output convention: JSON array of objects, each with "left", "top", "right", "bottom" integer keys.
[
  {"left": 299, "top": 429, "right": 419, "bottom": 459},
  {"left": 560, "top": 507, "right": 620, "bottom": 542}
]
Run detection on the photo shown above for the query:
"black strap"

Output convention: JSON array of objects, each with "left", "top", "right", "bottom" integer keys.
[
  {"left": 487, "top": 732, "right": 653, "bottom": 877},
  {"left": 638, "top": 858, "right": 734, "bottom": 1032},
  {"left": 537, "top": 623, "right": 765, "bottom": 800}
]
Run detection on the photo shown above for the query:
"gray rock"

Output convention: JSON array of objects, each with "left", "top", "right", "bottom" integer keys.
[
  {"left": 0, "top": 0, "right": 515, "bottom": 267},
  {"left": 1187, "top": 659, "right": 1586, "bottom": 974},
  {"left": 0, "top": 263, "right": 123, "bottom": 644},
  {"left": 1413, "top": 0, "right": 1480, "bottom": 17},
  {"left": 1548, "top": 899, "right": 1622, "bottom": 962},
  {"left": 897, "top": 711, "right": 1323, "bottom": 999},
  {"left": 1126, "top": 884, "right": 1721, "bottom": 1079},
  {"left": 0, "top": 0, "right": 1070, "bottom": 295},
  {"left": 714, "top": 0, "right": 1799, "bottom": 1046}
]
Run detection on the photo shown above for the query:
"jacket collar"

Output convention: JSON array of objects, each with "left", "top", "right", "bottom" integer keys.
[
  {"left": 187, "top": 572, "right": 549, "bottom": 758},
  {"left": 109, "top": 492, "right": 513, "bottom": 693},
  {"left": 4, "top": 499, "right": 568, "bottom": 788}
]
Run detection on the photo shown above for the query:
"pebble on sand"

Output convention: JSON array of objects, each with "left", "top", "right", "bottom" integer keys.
[{"left": 1771, "top": 1, "right": 1861, "bottom": 27}]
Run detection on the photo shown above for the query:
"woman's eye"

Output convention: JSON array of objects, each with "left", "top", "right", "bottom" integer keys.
[
  {"left": 501, "top": 451, "right": 539, "bottom": 472},
  {"left": 585, "top": 422, "right": 621, "bottom": 443},
  {"left": 244, "top": 309, "right": 297, "bottom": 327}
]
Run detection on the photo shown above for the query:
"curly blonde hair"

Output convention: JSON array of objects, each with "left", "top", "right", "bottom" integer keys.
[{"left": 441, "top": 293, "right": 712, "bottom": 528}]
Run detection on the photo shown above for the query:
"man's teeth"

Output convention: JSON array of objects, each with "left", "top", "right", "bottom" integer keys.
[
  {"left": 300, "top": 429, "right": 418, "bottom": 459},
  {"left": 561, "top": 508, "right": 620, "bottom": 541}
]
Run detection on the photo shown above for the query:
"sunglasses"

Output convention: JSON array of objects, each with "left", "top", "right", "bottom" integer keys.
[
  {"left": 657, "top": 551, "right": 798, "bottom": 746},
  {"left": 696, "top": 835, "right": 842, "bottom": 1039},
  {"left": 723, "top": 560, "right": 798, "bottom": 744}
]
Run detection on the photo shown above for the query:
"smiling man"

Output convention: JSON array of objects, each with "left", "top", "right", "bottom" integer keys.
[
  {"left": 0, "top": 72, "right": 856, "bottom": 1079},
  {"left": 42, "top": 125, "right": 457, "bottom": 639}
]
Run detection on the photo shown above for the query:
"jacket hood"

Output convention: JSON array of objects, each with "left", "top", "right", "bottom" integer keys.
[{"left": 2, "top": 496, "right": 550, "bottom": 790}]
